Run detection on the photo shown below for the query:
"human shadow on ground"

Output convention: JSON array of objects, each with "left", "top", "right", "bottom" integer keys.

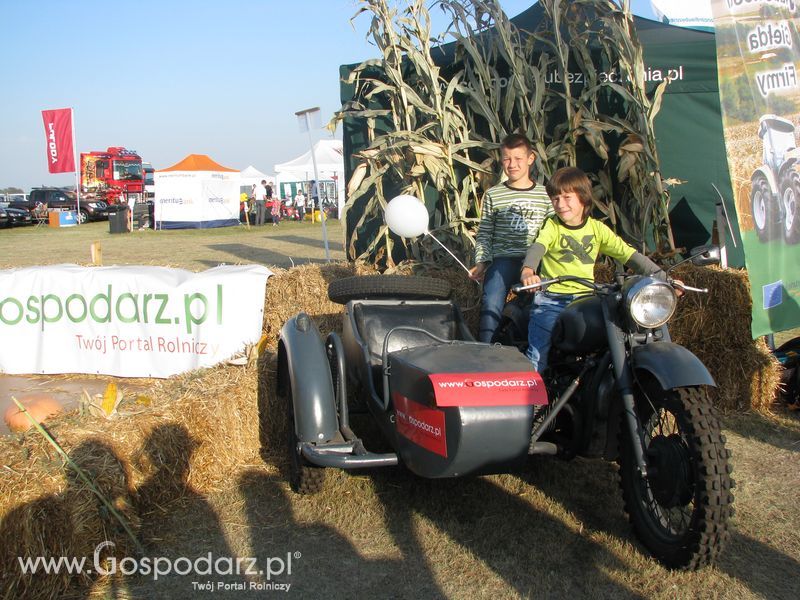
[
  {"left": 238, "top": 469, "right": 430, "bottom": 598},
  {"left": 126, "top": 423, "right": 238, "bottom": 599},
  {"left": 0, "top": 439, "right": 137, "bottom": 600},
  {"left": 367, "top": 466, "right": 644, "bottom": 599}
]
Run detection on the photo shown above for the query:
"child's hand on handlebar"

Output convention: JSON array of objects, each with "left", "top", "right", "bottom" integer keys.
[{"left": 520, "top": 267, "right": 541, "bottom": 289}]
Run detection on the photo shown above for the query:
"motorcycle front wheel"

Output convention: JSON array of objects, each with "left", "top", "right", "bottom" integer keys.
[{"left": 619, "top": 385, "right": 734, "bottom": 570}]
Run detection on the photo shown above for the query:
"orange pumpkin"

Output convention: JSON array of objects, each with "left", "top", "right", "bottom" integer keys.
[{"left": 3, "top": 394, "right": 64, "bottom": 433}]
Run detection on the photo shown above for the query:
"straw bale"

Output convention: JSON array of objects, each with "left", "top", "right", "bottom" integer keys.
[
  {"left": 261, "top": 261, "right": 377, "bottom": 349},
  {"left": 670, "top": 265, "right": 781, "bottom": 412}
]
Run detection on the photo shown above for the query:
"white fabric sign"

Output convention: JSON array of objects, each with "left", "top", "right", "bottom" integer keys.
[
  {"left": 154, "top": 171, "right": 239, "bottom": 225},
  {"left": 0, "top": 264, "right": 271, "bottom": 378}
]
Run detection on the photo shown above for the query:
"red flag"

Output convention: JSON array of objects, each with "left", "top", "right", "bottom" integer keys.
[{"left": 41, "top": 108, "right": 75, "bottom": 173}]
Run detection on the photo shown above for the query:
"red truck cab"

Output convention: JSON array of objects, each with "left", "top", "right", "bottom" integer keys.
[{"left": 80, "top": 147, "right": 144, "bottom": 205}]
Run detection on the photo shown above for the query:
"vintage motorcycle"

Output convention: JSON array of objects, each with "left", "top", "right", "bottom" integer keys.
[{"left": 275, "top": 245, "right": 734, "bottom": 570}]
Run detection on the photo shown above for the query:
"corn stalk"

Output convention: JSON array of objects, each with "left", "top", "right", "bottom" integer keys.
[{"left": 335, "top": 0, "right": 676, "bottom": 267}]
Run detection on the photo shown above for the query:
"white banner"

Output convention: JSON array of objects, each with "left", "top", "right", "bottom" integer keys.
[
  {"left": 154, "top": 171, "right": 240, "bottom": 226},
  {"left": 0, "top": 264, "right": 271, "bottom": 378}
]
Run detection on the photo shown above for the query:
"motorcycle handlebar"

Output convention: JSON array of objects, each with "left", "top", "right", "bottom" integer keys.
[
  {"left": 511, "top": 276, "right": 598, "bottom": 294},
  {"left": 511, "top": 275, "right": 708, "bottom": 295}
]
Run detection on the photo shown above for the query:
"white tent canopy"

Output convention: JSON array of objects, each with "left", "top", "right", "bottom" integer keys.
[
  {"left": 239, "top": 166, "right": 275, "bottom": 193},
  {"left": 275, "top": 139, "right": 345, "bottom": 217}
]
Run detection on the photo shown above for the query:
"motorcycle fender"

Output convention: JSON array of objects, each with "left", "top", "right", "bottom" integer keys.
[
  {"left": 277, "top": 313, "right": 339, "bottom": 443},
  {"left": 632, "top": 342, "right": 716, "bottom": 390}
]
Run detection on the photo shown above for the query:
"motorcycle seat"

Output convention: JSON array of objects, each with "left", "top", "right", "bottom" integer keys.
[{"left": 353, "top": 302, "right": 463, "bottom": 370}]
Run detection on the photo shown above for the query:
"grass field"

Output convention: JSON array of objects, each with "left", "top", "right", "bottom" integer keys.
[
  {"left": 0, "top": 219, "right": 346, "bottom": 271},
  {"left": 1, "top": 219, "right": 799, "bottom": 599}
]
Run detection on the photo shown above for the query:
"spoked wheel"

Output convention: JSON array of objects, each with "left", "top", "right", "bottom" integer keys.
[
  {"left": 286, "top": 383, "right": 325, "bottom": 494},
  {"left": 619, "top": 385, "right": 734, "bottom": 570}
]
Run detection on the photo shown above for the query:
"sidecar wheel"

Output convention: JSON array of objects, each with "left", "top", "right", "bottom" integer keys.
[
  {"left": 286, "top": 382, "right": 326, "bottom": 495},
  {"left": 619, "top": 385, "right": 734, "bottom": 570},
  {"left": 751, "top": 174, "right": 780, "bottom": 242},
  {"left": 328, "top": 275, "right": 451, "bottom": 304}
]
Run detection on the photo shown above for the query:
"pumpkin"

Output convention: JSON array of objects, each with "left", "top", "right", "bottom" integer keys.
[{"left": 3, "top": 394, "right": 64, "bottom": 433}]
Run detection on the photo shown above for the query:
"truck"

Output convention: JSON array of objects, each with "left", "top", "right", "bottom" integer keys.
[
  {"left": 80, "top": 147, "right": 145, "bottom": 206},
  {"left": 142, "top": 162, "right": 155, "bottom": 199}
]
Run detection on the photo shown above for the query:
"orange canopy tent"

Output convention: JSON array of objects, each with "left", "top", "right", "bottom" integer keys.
[{"left": 154, "top": 154, "right": 241, "bottom": 229}]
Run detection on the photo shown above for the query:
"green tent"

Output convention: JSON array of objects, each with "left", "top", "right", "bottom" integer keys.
[{"left": 340, "top": 4, "right": 742, "bottom": 265}]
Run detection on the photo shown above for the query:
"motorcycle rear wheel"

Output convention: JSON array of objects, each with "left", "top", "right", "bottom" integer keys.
[{"left": 619, "top": 385, "right": 734, "bottom": 570}]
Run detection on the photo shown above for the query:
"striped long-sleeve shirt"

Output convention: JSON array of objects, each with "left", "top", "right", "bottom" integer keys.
[{"left": 474, "top": 182, "right": 553, "bottom": 264}]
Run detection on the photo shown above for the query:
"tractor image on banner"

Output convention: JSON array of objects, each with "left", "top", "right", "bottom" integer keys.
[{"left": 711, "top": 0, "right": 800, "bottom": 336}]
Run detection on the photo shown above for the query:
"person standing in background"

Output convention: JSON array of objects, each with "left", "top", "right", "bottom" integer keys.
[
  {"left": 254, "top": 180, "right": 268, "bottom": 226},
  {"left": 295, "top": 189, "right": 306, "bottom": 222}
]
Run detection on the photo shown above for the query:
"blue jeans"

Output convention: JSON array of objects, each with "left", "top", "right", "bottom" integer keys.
[
  {"left": 478, "top": 256, "right": 524, "bottom": 343},
  {"left": 526, "top": 292, "right": 576, "bottom": 372}
]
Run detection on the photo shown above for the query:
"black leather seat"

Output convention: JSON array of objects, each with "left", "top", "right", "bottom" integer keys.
[{"left": 353, "top": 303, "right": 462, "bottom": 368}]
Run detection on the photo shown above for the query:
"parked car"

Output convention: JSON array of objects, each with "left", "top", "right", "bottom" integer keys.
[
  {"left": 0, "top": 205, "right": 32, "bottom": 227},
  {"left": 12, "top": 188, "right": 117, "bottom": 224},
  {"left": 1, "top": 192, "right": 28, "bottom": 206}
]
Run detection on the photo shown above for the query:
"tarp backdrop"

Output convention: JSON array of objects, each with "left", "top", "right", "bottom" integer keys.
[
  {"left": 154, "top": 154, "right": 240, "bottom": 229},
  {"left": 711, "top": 0, "right": 800, "bottom": 336},
  {"left": 340, "top": 4, "right": 744, "bottom": 265}
]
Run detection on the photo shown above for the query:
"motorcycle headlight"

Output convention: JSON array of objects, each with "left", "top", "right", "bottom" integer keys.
[{"left": 624, "top": 278, "right": 677, "bottom": 328}]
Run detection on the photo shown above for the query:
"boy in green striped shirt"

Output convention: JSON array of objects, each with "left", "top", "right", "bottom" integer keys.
[{"left": 469, "top": 134, "right": 553, "bottom": 342}]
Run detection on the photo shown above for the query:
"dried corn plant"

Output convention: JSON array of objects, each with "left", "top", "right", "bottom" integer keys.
[
  {"left": 336, "top": 0, "right": 492, "bottom": 268},
  {"left": 336, "top": 0, "right": 676, "bottom": 268}
]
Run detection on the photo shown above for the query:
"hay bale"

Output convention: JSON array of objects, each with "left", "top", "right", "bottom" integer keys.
[
  {"left": 670, "top": 265, "right": 781, "bottom": 412},
  {"left": 261, "top": 261, "right": 376, "bottom": 349}
]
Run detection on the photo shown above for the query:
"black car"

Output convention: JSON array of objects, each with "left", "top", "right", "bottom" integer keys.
[
  {"left": 0, "top": 205, "right": 32, "bottom": 227},
  {"left": 12, "top": 188, "right": 115, "bottom": 224}
]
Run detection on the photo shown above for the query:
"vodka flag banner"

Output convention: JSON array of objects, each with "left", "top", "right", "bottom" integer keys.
[
  {"left": 41, "top": 108, "right": 76, "bottom": 173},
  {"left": 710, "top": 0, "right": 800, "bottom": 336},
  {"left": 0, "top": 264, "right": 271, "bottom": 378}
]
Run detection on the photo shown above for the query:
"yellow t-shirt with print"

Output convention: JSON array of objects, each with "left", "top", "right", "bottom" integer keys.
[{"left": 536, "top": 216, "right": 635, "bottom": 295}]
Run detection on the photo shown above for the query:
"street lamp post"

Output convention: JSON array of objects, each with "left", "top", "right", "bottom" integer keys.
[{"left": 295, "top": 106, "right": 330, "bottom": 261}]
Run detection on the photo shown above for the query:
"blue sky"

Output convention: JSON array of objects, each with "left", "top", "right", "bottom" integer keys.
[{"left": 0, "top": 1, "right": 656, "bottom": 190}]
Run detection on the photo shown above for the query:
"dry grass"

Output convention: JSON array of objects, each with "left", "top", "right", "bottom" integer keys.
[
  {"left": 0, "top": 219, "right": 346, "bottom": 271},
  {"left": 0, "top": 241, "right": 796, "bottom": 599}
]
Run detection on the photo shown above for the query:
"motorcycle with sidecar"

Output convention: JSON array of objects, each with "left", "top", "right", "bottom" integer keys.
[{"left": 275, "top": 254, "right": 734, "bottom": 570}]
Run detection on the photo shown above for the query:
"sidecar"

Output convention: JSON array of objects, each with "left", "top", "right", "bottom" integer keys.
[{"left": 276, "top": 276, "right": 549, "bottom": 493}]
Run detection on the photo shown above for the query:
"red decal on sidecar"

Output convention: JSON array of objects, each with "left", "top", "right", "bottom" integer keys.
[
  {"left": 393, "top": 393, "right": 447, "bottom": 458},
  {"left": 429, "top": 372, "right": 548, "bottom": 407}
]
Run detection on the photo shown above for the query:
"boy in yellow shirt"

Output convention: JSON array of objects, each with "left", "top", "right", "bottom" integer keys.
[{"left": 520, "top": 167, "right": 664, "bottom": 372}]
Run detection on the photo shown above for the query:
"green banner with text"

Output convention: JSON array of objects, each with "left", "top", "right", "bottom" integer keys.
[{"left": 711, "top": 0, "right": 800, "bottom": 336}]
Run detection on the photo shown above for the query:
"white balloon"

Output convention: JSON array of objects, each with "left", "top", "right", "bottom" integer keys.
[{"left": 385, "top": 194, "right": 429, "bottom": 238}]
